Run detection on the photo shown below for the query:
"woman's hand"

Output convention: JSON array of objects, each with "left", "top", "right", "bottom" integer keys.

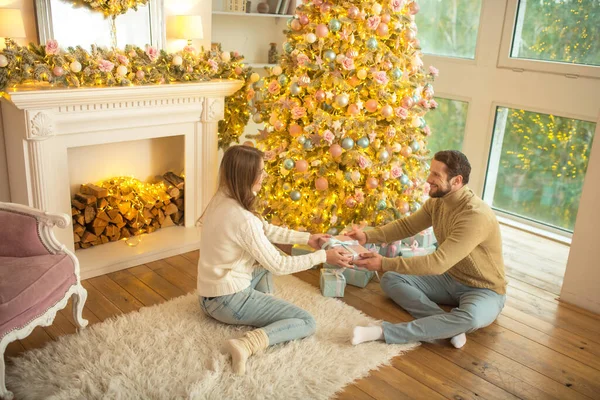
[
  {"left": 325, "top": 249, "right": 354, "bottom": 269},
  {"left": 345, "top": 224, "right": 367, "bottom": 245},
  {"left": 308, "top": 233, "right": 331, "bottom": 250}
]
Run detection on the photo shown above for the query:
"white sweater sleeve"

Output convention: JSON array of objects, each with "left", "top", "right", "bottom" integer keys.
[
  {"left": 236, "top": 218, "right": 327, "bottom": 275},
  {"left": 261, "top": 219, "right": 311, "bottom": 245}
]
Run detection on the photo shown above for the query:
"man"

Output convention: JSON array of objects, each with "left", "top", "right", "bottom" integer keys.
[{"left": 348, "top": 150, "right": 506, "bottom": 348}]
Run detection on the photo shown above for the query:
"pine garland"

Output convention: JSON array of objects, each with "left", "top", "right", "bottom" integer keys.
[{"left": 0, "top": 40, "right": 253, "bottom": 149}]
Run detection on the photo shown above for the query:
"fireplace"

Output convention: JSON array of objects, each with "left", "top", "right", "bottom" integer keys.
[{"left": 1, "top": 80, "right": 242, "bottom": 278}]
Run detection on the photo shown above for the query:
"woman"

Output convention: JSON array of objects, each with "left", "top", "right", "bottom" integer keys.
[{"left": 197, "top": 145, "right": 351, "bottom": 375}]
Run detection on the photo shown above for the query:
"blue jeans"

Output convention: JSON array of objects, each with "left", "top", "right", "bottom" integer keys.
[
  {"left": 380, "top": 271, "right": 506, "bottom": 344},
  {"left": 199, "top": 268, "right": 316, "bottom": 346}
]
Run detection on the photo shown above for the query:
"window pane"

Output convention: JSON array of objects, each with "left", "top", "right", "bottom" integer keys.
[
  {"left": 511, "top": 0, "right": 600, "bottom": 67},
  {"left": 426, "top": 98, "right": 468, "bottom": 154},
  {"left": 416, "top": 0, "right": 482, "bottom": 59},
  {"left": 487, "top": 107, "right": 596, "bottom": 232}
]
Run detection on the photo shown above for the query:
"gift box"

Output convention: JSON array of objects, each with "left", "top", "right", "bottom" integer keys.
[
  {"left": 320, "top": 268, "right": 346, "bottom": 297},
  {"left": 378, "top": 240, "right": 403, "bottom": 258},
  {"left": 402, "top": 227, "right": 437, "bottom": 248},
  {"left": 400, "top": 244, "right": 437, "bottom": 258},
  {"left": 342, "top": 267, "right": 375, "bottom": 288},
  {"left": 322, "top": 235, "right": 371, "bottom": 269}
]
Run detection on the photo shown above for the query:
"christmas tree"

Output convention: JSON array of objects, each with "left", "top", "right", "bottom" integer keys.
[{"left": 251, "top": 0, "right": 438, "bottom": 233}]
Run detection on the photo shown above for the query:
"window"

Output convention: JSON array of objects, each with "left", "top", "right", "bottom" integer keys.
[
  {"left": 484, "top": 106, "right": 596, "bottom": 232},
  {"left": 426, "top": 97, "right": 469, "bottom": 155},
  {"left": 499, "top": 0, "right": 600, "bottom": 78},
  {"left": 415, "top": 0, "right": 483, "bottom": 59}
]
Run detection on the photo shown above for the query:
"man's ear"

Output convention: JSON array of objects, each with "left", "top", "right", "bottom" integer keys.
[{"left": 452, "top": 175, "right": 464, "bottom": 187}]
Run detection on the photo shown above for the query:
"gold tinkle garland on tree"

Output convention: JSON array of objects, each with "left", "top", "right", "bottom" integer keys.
[
  {"left": 83, "top": 0, "right": 149, "bottom": 17},
  {"left": 0, "top": 40, "right": 253, "bottom": 149}
]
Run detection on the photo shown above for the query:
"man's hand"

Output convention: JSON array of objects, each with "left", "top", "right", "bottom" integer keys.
[
  {"left": 325, "top": 249, "right": 354, "bottom": 269},
  {"left": 308, "top": 233, "right": 331, "bottom": 250},
  {"left": 345, "top": 224, "right": 367, "bottom": 245},
  {"left": 353, "top": 252, "right": 383, "bottom": 271}
]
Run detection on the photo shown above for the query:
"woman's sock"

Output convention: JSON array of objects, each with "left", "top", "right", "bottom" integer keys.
[
  {"left": 351, "top": 325, "right": 384, "bottom": 345},
  {"left": 223, "top": 328, "right": 269, "bottom": 375},
  {"left": 450, "top": 333, "right": 467, "bottom": 349}
]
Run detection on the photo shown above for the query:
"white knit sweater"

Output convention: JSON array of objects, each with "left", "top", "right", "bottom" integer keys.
[{"left": 197, "top": 191, "right": 327, "bottom": 297}]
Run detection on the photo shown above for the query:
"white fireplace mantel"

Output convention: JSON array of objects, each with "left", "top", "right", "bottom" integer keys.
[{"left": 1, "top": 80, "right": 243, "bottom": 278}]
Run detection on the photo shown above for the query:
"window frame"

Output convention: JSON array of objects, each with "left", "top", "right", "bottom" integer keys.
[
  {"left": 482, "top": 101, "right": 597, "bottom": 238},
  {"left": 497, "top": 0, "right": 600, "bottom": 80}
]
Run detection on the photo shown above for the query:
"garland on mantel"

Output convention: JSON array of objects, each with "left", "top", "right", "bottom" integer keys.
[
  {"left": 0, "top": 40, "right": 257, "bottom": 148},
  {"left": 82, "top": 0, "right": 149, "bottom": 17}
]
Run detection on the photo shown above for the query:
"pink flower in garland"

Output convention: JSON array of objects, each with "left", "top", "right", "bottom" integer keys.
[
  {"left": 183, "top": 45, "right": 196, "bottom": 53},
  {"left": 391, "top": 165, "right": 403, "bottom": 179},
  {"left": 391, "top": 0, "right": 405, "bottom": 12},
  {"left": 45, "top": 39, "right": 59, "bottom": 55},
  {"left": 98, "top": 59, "right": 115, "bottom": 73},
  {"left": 367, "top": 16, "right": 381, "bottom": 30},
  {"left": 354, "top": 189, "right": 365, "bottom": 203},
  {"left": 342, "top": 57, "right": 355, "bottom": 71},
  {"left": 267, "top": 80, "right": 281, "bottom": 94},
  {"left": 357, "top": 155, "right": 369, "bottom": 169},
  {"left": 429, "top": 66, "right": 439, "bottom": 77},
  {"left": 323, "top": 130, "right": 335, "bottom": 144},
  {"left": 145, "top": 45, "right": 158, "bottom": 61},
  {"left": 291, "top": 106, "right": 307, "bottom": 120},
  {"left": 423, "top": 126, "right": 431, "bottom": 136},
  {"left": 373, "top": 71, "right": 389, "bottom": 85},
  {"left": 395, "top": 107, "right": 409, "bottom": 119},
  {"left": 117, "top": 55, "right": 129, "bottom": 65},
  {"left": 207, "top": 59, "right": 219, "bottom": 72},
  {"left": 429, "top": 99, "right": 438, "bottom": 109},
  {"left": 296, "top": 53, "right": 310, "bottom": 66}
]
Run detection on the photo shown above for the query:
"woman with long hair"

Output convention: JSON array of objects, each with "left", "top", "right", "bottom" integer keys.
[{"left": 197, "top": 145, "right": 351, "bottom": 375}]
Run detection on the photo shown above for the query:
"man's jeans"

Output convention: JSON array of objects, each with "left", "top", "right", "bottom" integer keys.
[
  {"left": 199, "top": 268, "right": 316, "bottom": 346},
  {"left": 380, "top": 271, "right": 506, "bottom": 344}
]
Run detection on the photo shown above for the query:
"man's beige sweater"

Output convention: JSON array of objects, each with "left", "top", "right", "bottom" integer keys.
[{"left": 365, "top": 186, "right": 507, "bottom": 294}]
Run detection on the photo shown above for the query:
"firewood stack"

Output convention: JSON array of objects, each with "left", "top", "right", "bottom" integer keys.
[{"left": 71, "top": 172, "right": 185, "bottom": 249}]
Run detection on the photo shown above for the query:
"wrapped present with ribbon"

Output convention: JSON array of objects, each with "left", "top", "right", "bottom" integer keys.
[
  {"left": 400, "top": 240, "right": 437, "bottom": 258},
  {"left": 402, "top": 227, "right": 437, "bottom": 248},
  {"left": 378, "top": 240, "right": 403, "bottom": 258},
  {"left": 320, "top": 268, "right": 346, "bottom": 297},
  {"left": 342, "top": 266, "right": 375, "bottom": 288},
  {"left": 322, "top": 235, "right": 369, "bottom": 261}
]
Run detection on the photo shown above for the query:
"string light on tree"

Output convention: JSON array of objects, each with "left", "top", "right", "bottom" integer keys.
[{"left": 251, "top": 0, "right": 439, "bottom": 232}]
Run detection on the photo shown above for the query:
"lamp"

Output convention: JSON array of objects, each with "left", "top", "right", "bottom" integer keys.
[
  {"left": 0, "top": 8, "right": 26, "bottom": 47},
  {"left": 167, "top": 15, "right": 204, "bottom": 46}
]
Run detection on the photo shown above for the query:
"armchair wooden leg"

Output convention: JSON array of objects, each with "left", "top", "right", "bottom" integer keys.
[
  {"left": 72, "top": 285, "right": 89, "bottom": 330},
  {"left": 0, "top": 345, "right": 14, "bottom": 400}
]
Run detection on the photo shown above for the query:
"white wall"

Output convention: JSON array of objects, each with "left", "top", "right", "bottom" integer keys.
[{"left": 561, "top": 122, "right": 600, "bottom": 313}]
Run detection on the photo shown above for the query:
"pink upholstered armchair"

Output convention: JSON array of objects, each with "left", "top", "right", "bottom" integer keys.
[{"left": 0, "top": 202, "right": 88, "bottom": 399}]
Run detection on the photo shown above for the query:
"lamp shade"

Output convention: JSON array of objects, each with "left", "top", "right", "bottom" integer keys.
[
  {"left": 0, "top": 8, "right": 26, "bottom": 39},
  {"left": 167, "top": 15, "right": 204, "bottom": 40}
]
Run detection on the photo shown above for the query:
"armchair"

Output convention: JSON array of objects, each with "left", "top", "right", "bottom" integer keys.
[{"left": 0, "top": 202, "right": 88, "bottom": 399}]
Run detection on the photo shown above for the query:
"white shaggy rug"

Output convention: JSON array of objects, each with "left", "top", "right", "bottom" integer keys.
[{"left": 6, "top": 275, "right": 417, "bottom": 399}]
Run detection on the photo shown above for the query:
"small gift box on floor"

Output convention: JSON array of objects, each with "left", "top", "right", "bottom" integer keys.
[
  {"left": 402, "top": 227, "right": 437, "bottom": 248},
  {"left": 378, "top": 240, "right": 403, "bottom": 258},
  {"left": 322, "top": 235, "right": 371, "bottom": 269},
  {"left": 320, "top": 268, "right": 346, "bottom": 297},
  {"left": 342, "top": 267, "right": 375, "bottom": 288},
  {"left": 400, "top": 244, "right": 437, "bottom": 258}
]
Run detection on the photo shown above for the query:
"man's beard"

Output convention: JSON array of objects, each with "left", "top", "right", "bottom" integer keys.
[{"left": 429, "top": 183, "right": 452, "bottom": 198}]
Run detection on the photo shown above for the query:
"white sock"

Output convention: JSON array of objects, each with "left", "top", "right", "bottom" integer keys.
[
  {"left": 450, "top": 333, "right": 467, "bottom": 349},
  {"left": 351, "top": 325, "right": 384, "bottom": 345},
  {"left": 223, "top": 338, "right": 251, "bottom": 375}
]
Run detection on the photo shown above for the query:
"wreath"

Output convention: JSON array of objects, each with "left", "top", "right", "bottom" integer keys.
[{"left": 82, "top": 0, "right": 149, "bottom": 17}]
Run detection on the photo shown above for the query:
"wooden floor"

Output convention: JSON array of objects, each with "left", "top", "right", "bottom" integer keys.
[{"left": 5, "top": 225, "right": 600, "bottom": 399}]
